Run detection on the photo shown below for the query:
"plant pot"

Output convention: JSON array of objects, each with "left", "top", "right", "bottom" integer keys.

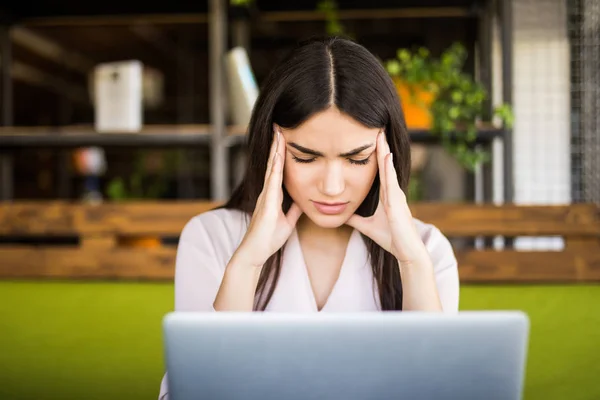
[
  {"left": 393, "top": 78, "right": 436, "bottom": 129},
  {"left": 118, "top": 236, "right": 162, "bottom": 248}
]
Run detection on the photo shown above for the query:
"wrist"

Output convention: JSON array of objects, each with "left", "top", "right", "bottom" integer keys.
[
  {"left": 230, "top": 246, "right": 266, "bottom": 271},
  {"left": 215, "top": 252, "right": 263, "bottom": 312},
  {"left": 396, "top": 251, "right": 433, "bottom": 272}
]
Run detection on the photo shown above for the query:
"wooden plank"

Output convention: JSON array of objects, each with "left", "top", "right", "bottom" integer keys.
[
  {"left": 2, "top": 202, "right": 599, "bottom": 237},
  {"left": 1, "top": 247, "right": 599, "bottom": 282},
  {"left": 0, "top": 246, "right": 176, "bottom": 280},
  {"left": 80, "top": 234, "right": 116, "bottom": 249},
  {"left": 0, "top": 201, "right": 222, "bottom": 236},
  {"left": 564, "top": 237, "right": 600, "bottom": 251},
  {"left": 410, "top": 203, "right": 600, "bottom": 236},
  {"left": 456, "top": 250, "right": 600, "bottom": 282}
]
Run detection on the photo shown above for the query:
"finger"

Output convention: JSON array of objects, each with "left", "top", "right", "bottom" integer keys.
[
  {"left": 269, "top": 131, "right": 285, "bottom": 183},
  {"left": 285, "top": 202, "right": 303, "bottom": 226},
  {"left": 277, "top": 129, "right": 286, "bottom": 163},
  {"left": 265, "top": 136, "right": 286, "bottom": 206},
  {"left": 376, "top": 131, "right": 388, "bottom": 205},
  {"left": 346, "top": 199, "right": 382, "bottom": 232},
  {"left": 383, "top": 130, "right": 391, "bottom": 154},
  {"left": 256, "top": 130, "right": 279, "bottom": 211},
  {"left": 264, "top": 128, "right": 280, "bottom": 182},
  {"left": 263, "top": 128, "right": 283, "bottom": 191},
  {"left": 385, "top": 152, "right": 406, "bottom": 208}
]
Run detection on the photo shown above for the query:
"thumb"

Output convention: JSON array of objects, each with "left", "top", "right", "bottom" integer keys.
[{"left": 285, "top": 202, "right": 303, "bottom": 226}]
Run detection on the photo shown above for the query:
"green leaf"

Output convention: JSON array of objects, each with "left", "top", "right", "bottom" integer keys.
[
  {"left": 451, "top": 91, "right": 463, "bottom": 103},
  {"left": 466, "top": 125, "right": 478, "bottom": 142},
  {"left": 449, "top": 107, "right": 460, "bottom": 120},
  {"left": 397, "top": 49, "right": 411, "bottom": 63},
  {"left": 494, "top": 103, "right": 515, "bottom": 128},
  {"left": 386, "top": 60, "right": 401, "bottom": 76},
  {"left": 106, "top": 178, "right": 127, "bottom": 200}
]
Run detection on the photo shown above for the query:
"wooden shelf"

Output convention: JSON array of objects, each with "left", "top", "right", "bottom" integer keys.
[
  {"left": 408, "top": 126, "right": 504, "bottom": 144},
  {"left": 0, "top": 124, "right": 504, "bottom": 149},
  {"left": 0, "top": 124, "right": 247, "bottom": 148}
]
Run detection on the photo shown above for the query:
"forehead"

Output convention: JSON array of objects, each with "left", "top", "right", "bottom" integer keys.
[{"left": 283, "top": 107, "right": 379, "bottom": 149}]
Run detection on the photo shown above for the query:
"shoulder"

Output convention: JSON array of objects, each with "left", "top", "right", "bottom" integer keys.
[
  {"left": 412, "top": 217, "right": 457, "bottom": 269},
  {"left": 179, "top": 207, "right": 249, "bottom": 254}
]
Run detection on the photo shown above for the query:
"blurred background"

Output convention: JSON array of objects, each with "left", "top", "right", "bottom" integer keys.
[{"left": 0, "top": 0, "right": 598, "bottom": 399}]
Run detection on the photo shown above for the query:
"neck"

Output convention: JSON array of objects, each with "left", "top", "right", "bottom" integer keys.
[{"left": 296, "top": 214, "right": 354, "bottom": 249}]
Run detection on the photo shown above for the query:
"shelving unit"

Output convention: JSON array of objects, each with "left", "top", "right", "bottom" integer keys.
[{"left": 0, "top": 0, "right": 514, "bottom": 203}]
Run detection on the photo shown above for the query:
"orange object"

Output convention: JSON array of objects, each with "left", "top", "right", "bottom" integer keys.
[
  {"left": 393, "top": 78, "right": 435, "bottom": 129},
  {"left": 118, "top": 236, "right": 162, "bottom": 248}
]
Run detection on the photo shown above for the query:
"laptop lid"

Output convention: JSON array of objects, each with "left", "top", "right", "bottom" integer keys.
[{"left": 163, "top": 311, "right": 529, "bottom": 400}]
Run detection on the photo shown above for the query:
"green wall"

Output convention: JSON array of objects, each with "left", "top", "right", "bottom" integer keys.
[{"left": 1, "top": 282, "right": 598, "bottom": 400}]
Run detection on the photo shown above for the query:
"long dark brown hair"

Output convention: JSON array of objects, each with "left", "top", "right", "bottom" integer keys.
[{"left": 223, "top": 36, "right": 411, "bottom": 311}]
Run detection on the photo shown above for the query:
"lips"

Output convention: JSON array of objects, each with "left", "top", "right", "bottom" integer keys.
[{"left": 311, "top": 201, "right": 349, "bottom": 215}]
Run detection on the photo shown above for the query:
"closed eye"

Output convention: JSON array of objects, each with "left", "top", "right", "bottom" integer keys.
[
  {"left": 292, "top": 155, "right": 372, "bottom": 165},
  {"left": 349, "top": 156, "right": 372, "bottom": 165},
  {"left": 292, "top": 155, "right": 316, "bottom": 163}
]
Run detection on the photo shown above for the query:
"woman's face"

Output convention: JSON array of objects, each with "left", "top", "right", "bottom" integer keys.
[{"left": 279, "top": 106, "right": 380, "bottom": 229}]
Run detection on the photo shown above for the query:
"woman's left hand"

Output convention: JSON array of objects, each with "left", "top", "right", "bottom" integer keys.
[{"left": 346, "top": 131, "right": 431, "bottom": 267}]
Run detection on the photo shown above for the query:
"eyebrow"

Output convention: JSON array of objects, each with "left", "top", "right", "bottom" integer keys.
[{"left": 288, "top": 142, "right": 375, "bottom": 157}]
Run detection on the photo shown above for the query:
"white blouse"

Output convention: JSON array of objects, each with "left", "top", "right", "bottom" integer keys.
[{"left": 158, "top": 207, "right": 459, "bottom": 399}]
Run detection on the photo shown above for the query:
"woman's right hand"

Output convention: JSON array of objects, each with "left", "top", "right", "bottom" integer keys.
[{"left": 234, "top": 128, "right": 303, "bottom": 268}]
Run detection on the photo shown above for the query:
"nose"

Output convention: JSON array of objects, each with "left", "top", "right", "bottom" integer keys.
[{"left": 319, "top": 161, "right": 345, "bottom": 197}]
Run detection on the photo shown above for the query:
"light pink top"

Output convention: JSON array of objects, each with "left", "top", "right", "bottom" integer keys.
[{"left": 158, "top": 207, "right": 459, "bottom": 399}]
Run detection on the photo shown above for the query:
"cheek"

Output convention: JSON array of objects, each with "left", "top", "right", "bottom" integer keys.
[
  {"left": 283, "top": 159, "right": 310, "bottom": 192},
  {"left": 347, "top": 164, "right": 378, "bottom": 191}
]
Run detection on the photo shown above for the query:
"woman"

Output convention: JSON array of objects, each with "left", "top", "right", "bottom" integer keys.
[{"left": 158, "top": 36, "right": 458, "bottom": 399}]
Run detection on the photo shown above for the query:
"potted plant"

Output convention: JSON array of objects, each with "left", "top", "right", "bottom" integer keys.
[{"left": 385, "top": 43, "right": 514, "bottom": 171}]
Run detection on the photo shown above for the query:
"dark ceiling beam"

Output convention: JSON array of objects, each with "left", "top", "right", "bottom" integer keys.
[{"left": 11, "top": 27, "right": 94, "bottom": 75}]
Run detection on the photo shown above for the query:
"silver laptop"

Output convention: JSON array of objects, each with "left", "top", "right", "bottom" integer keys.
[{"left": 162, "top": 311, "right": 529, "bottom": 400}]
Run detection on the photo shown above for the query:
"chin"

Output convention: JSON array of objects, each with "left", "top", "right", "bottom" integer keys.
[{"left": 302, "top": 209, "right": 352, "bottom": 229}]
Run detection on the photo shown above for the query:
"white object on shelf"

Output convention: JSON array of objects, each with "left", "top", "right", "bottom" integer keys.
[
  {"left": 226, "top": 47, "right": 258, "bottom": 127},
  {"left": 93, "top": 60, "right": 143, "bottom": 132}
]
